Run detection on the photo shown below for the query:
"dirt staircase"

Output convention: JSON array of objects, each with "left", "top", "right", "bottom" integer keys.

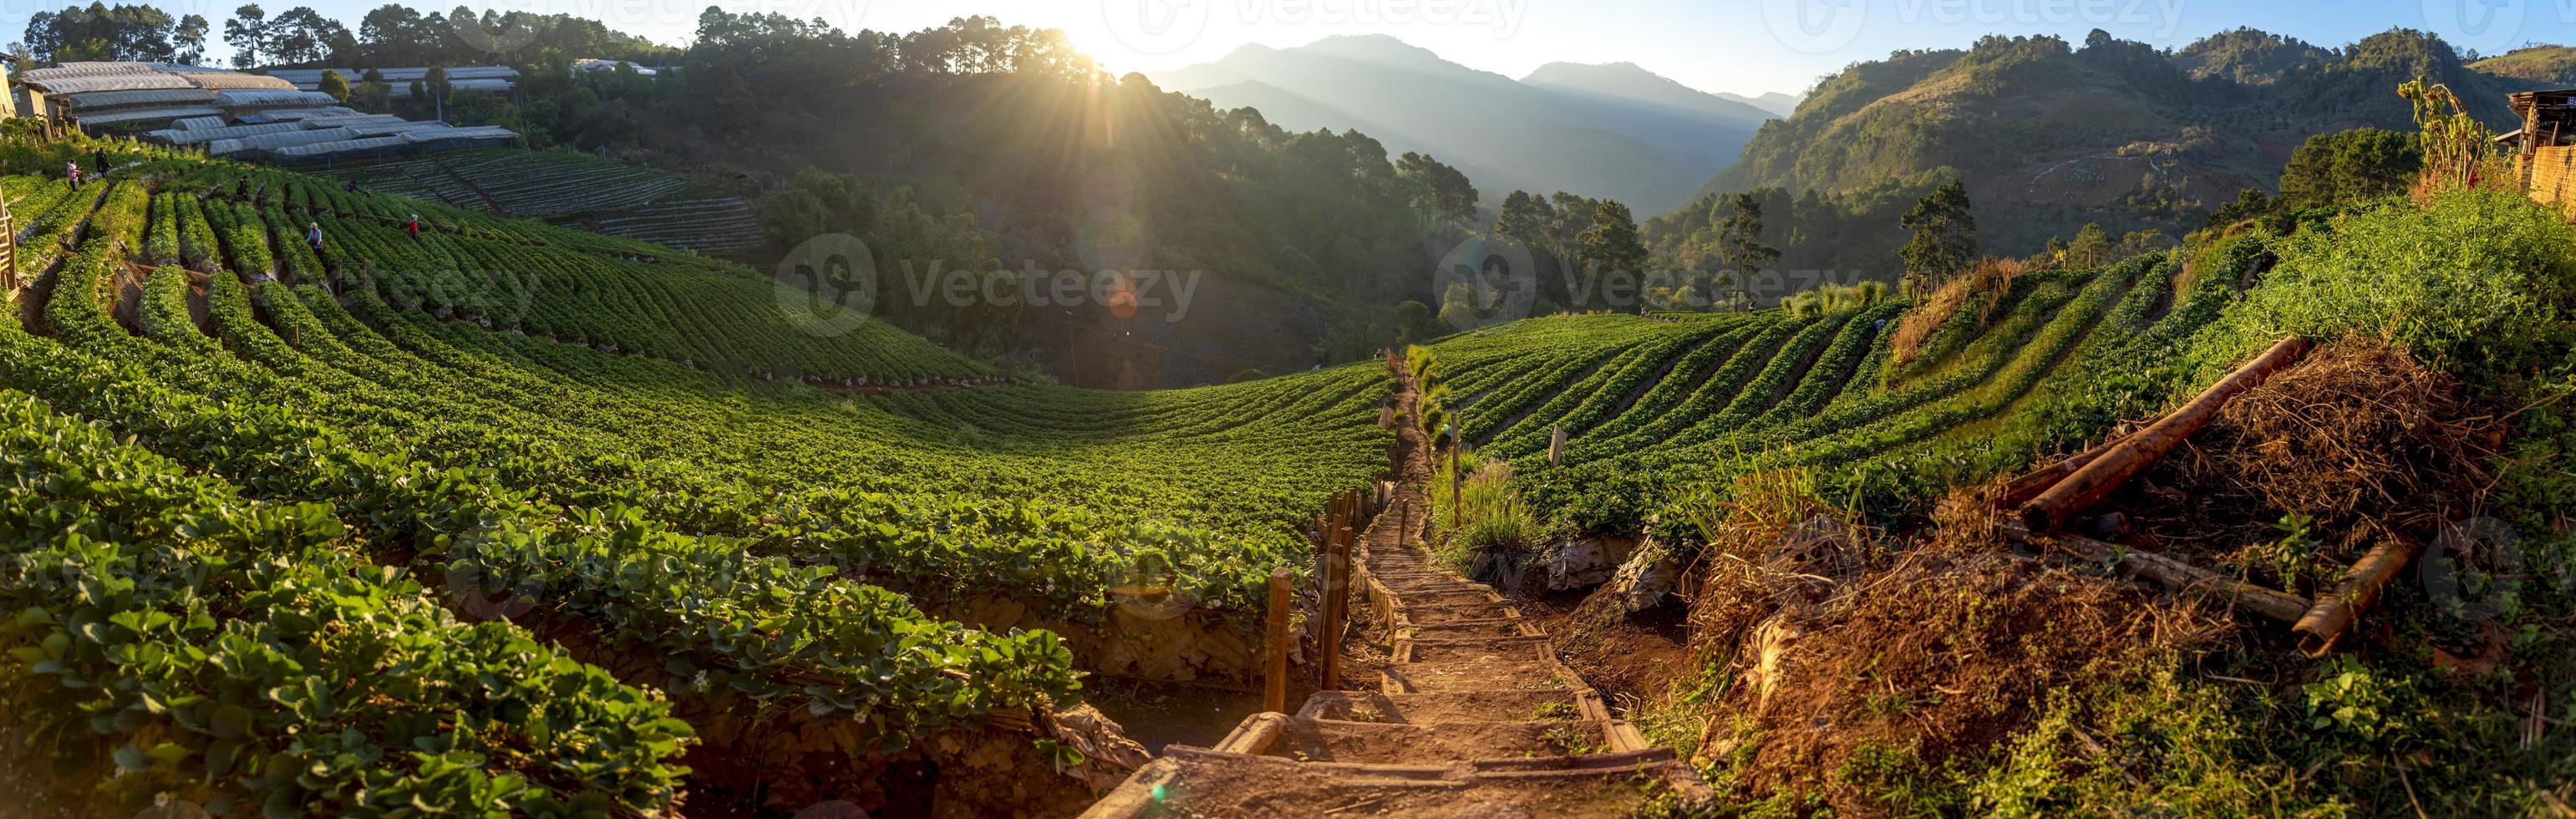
[{"left": 1081, "top": 365, "right": 1710, "bottom": 818}]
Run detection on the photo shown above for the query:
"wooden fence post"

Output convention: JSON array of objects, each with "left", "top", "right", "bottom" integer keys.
[
  {"left": 1548, "top": 425, "right": 1566, "bottom": 466},
  {"left": 1264, "top": 567, "right": 1293, "bottom": 713},
  {"left": 1319, "top": 526, "right": 1352, "bottom": 690}
]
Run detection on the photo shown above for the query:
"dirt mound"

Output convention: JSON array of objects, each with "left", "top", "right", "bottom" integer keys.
[
  {"left": 1686, "top": 544, "right": 2208, "bottom": 811},
  {"left": 2103, "top": 336, "right": 2495, "bottom": 590}
]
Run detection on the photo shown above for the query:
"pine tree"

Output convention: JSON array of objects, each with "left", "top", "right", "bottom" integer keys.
[{"left": 1898, "top": 179, "right": 1977, "bottom": 294}]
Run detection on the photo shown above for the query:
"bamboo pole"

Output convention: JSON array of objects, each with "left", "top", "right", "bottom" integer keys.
[
  {"left": 2003, "top": 523, "right": 2310, "bottom": 623},
  {"left": 2294, "top": 539, "right": 2424, "bottom": 656},
  {"left": 1319, "top": 527, "right": 1352, "bottom": 690},
  {"left": 1263, "top": 567, "right": 1293, "bottom": 712},
  {"left": 1999, "top": 437, "right": 2120, "bottom": 508},
  {"left": 2020, "top": 337, "right": 2314, "bottom": 532}
]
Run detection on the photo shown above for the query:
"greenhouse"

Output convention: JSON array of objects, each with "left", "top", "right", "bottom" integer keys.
[{"left": 10, "top": 61, "right": 521, "bottom": 159}]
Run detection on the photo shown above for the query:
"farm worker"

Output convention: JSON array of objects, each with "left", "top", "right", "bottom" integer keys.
[
  {"left": 92, "top": 149, "right": 108, "bottom": 176},
  {"left": 345, "top": 179, "right": 358, "bottom": 193},
  {"left": 65, "top": 161, "right": 79, "bottom": 190},
  {"left": 407, "top": 214, "right": 421, "bottom": 238}
]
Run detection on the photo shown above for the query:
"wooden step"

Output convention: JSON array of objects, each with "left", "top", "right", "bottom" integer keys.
[
  {"left": 1078, "top": 746, "right": 1707, "bottom": 819},
  {"left": 1295, "top": 690, "right": 1609, "bottom": 725}
]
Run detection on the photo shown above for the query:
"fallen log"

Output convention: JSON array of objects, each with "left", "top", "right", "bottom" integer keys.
[
  {"left": 2294, "top": 538, "right": 2424, "bottom": 657},
  {"left": 2020, "top": 336, "right": 2314, "bottom": 532},
  {"left": 2000, "top": 523, "right": 2310, "bottom": 623}
]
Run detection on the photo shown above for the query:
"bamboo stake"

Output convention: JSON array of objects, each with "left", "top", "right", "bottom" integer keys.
[
  {"left": 1263, "top": 567, "right": 1293, "bottom": 712},
  {"left": 1319, "top": 527, "right": 1352, "bottom": 690},
  {"left": 2021, "top": 337, "right": 2313, "bottom": 532},
  {"left": 2294, "top": 539, "right": 2425, "bottom": 657},
  {"left": 1999, "top": 437, "right": 2120, "bottom": 508}
]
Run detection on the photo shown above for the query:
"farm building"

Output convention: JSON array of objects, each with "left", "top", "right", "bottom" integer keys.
[
  {"left": 8, "top": 61, "right": 518, "bottom": 163},
  {"left": 2509, "top": 89, "right": 2576, "bottom": 206}
]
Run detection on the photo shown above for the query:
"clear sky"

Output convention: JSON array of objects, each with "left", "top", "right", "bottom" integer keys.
[{"left": 13, "top": 0, "right": 2576, "bottom": 96}]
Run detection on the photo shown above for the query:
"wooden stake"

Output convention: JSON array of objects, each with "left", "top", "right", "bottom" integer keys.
[
  {"left": 2021, "top": 337, "right": 2313, "bottom": 532},
  {"left": 2294, "top": 538, "right": 2425, "bottom": 657},
  {"left": 1318, "top": 528, "right": 1352, "bottom": 690},
  {"left": 1548, "top": 425, "right": 1566, "bottom": 466},
  {"left": 1264, "top": 567, "right": 1293, "bottom": 713}
]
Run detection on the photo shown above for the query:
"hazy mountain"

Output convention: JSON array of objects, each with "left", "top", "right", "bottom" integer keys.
[
  {"left": 1151, "top": 35, "right": 1772, "bottom": 213},
  {"left": 1717, "top": 90, "right": 1805, "bottom": 118},
  {"left": 1694, "top": 27, "right": 2541, "bottom": 255}
]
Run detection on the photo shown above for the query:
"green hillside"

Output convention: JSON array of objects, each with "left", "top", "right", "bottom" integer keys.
[{"left": 1696, "top": 28, "right": 2538, "bottom": 257}]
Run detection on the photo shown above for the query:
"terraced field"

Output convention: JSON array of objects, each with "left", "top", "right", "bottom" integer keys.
[
  {"left": 1418, "top": 252, "right": 2214, "bottom": 533},
  {"left": 313, "top": 147, "right": 763, "bottom": 255},
  {"left": 0, "top": 145, "right": 1392, "bottom": 814}
]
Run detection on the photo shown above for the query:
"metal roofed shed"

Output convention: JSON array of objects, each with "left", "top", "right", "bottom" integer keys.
[{"left": 173, "top": 115, "right": 226, "bottom": 131}]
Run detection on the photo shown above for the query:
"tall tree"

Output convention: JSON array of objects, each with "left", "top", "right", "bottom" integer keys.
[
  {"left": 1396, "top": 151, "right": 1478, "bottom": 222},
  {"left": 2065, "top": 222, "right": 2111, "bottom": 268},
  {"left": 1898, "top": 178, "right": 1978, "bottom": 293},
  {"left": 222, "top": 3, "right": 266, "bottom": 67},
  {"left": 173, "top": 13, "right": 209, "bottom": 64},
  {"left": 23, "top": 3, "right": 185, "bottom": 62},
  {"left": 1578, "top": 200, "right": 1649, "bottom": 282},
  {"left": 1492, "top": 191, "right": 1553, "bottom": 245}
]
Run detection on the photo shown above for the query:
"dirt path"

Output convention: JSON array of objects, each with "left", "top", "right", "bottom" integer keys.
[{"left": 1080, "top": 359, "right": 1710, "bottom": 818}]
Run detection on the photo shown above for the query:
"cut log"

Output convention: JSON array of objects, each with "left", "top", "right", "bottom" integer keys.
[
  {"left": 2020, "top": 336, "right": 2314, "bottom": 532},
  {"left": 2294, "top": 539, "right": 2424, "bottom": 657},
  {"left": 2000, "top": 523, "right": 2310, "bottom": 623}
]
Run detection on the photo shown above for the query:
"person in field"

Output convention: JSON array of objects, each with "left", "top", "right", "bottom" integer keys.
[
  {"left": 65, "top": 161, "right": 80, "bottom": 191},
  {"left": 408, "top": 214, "right": 421, "bottom": 238},
  {"left": 92, "top": 149, "right": 107, "bottom": 176},
  {"left": 307, "top": 222, "right": 327, "bottom": 267}
]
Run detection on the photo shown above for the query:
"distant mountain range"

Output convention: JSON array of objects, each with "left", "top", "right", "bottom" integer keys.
[
  {"left": 1150, "top": 36, "right": 1787, "bottom": 213},
  {"left": 1695, "top": 27, "right": 2552, "bottom": 255}
]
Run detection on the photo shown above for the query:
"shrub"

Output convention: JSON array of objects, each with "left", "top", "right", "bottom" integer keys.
[{"left": 2196, "top": 188, "right": 2576, "bottom": 386}]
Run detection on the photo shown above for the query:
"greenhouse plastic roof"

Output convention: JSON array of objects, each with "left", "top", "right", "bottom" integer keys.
[
  {"left": 58, "top": 89, "right": 217, "bottom": 109},
  {"left": 76, "top": 105, "right": 224, "bottom": 125}
]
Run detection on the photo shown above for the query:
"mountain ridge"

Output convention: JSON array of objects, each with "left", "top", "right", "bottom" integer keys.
[{"left": 1150, "top": 35, "right": 1771, "bottom": 212}]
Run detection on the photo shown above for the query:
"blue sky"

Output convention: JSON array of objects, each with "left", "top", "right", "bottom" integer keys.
[{"left": 11, "top": 0, "right": 2573, "bottom": 96}]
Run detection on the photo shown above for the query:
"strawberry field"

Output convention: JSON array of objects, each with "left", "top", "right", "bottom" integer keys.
[{"left": 0, "top": 140, "right": 1392, "bottom": 815}]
